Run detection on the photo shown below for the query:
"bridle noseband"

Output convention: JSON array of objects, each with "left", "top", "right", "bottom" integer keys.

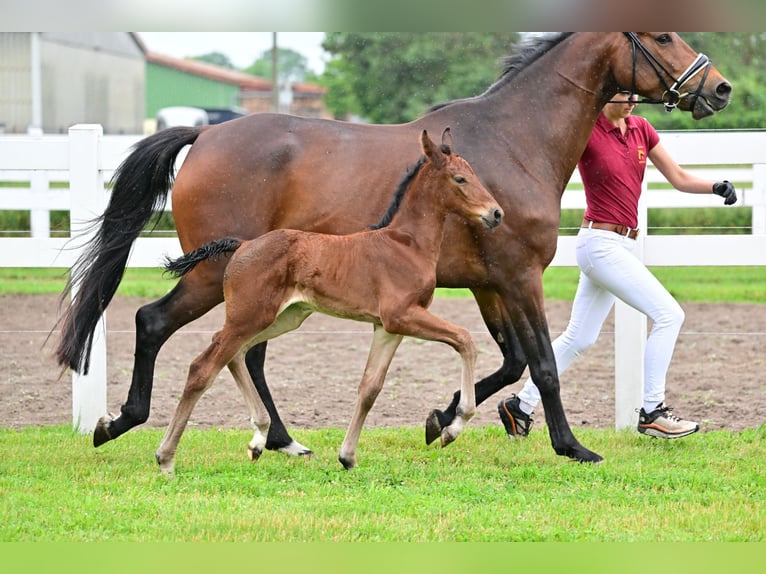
[{"left": 617, "top": 32, "right": 712, "bottom": 112}]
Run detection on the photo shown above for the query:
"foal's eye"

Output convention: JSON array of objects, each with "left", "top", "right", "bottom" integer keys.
[
  {"left": 656, "top": 33, "right": 672, "bottom": 45},
  {"left": 453, "top": 176, "right": 467, "bottom": 184}
]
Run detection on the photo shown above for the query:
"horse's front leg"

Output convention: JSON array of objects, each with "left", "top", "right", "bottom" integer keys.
[
  {"left": 94, "top": 276, "right": 223, "bottom": 447},
  {"left": 425, "top": 288, "right": 527, "bottom": 444},
  {"left": 338, "top": 326, "right": 402, "bottom": 470},
  {"left": 502, "top": 288, "right": 603, "bottom": 463}
]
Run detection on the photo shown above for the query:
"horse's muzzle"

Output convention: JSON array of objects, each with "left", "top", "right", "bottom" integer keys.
[{"left": 691, "top": 80, "right": 732, "bottom": 119}]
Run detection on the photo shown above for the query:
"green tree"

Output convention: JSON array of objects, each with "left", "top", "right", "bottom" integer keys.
[
  {"left": 320, "top": 33, "right": 520, "bottom": 123},
  {"left": 189, "top": 52, "right": 236, "bottom": 70},
  {"left": 244, "top": 47, "right": 310, "bottom": 84}
]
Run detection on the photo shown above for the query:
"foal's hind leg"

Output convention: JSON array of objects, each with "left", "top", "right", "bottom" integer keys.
[
  {"left": 338, "top": 326, "right": 403, "bottom": 470},
  {"left": 94, "top": 272, "right": 224, "bottom": 447},
  {"left": 155, "top": 329, "right": 244, "bottom": 474}
]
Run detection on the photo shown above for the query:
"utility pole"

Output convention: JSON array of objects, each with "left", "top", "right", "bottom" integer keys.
[{"left": 271, "top": 32, "right": 279, "bottom": 112}]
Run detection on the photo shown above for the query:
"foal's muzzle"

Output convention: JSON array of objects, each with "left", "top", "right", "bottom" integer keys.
[{"left": 482, "top": 207, "right": 504, "bottom": 229}]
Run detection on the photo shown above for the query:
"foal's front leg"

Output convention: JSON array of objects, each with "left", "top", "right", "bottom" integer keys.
[
  {"left": 386, "top": 306, "right": 477, "bottom": 447},
  {"left": 338, "top": 326, "right": 403, "bottom": 470}
]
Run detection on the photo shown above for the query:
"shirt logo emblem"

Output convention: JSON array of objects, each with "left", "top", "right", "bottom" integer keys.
[{"left": 637, "top": 147, "right": 646, "bottom": 163}]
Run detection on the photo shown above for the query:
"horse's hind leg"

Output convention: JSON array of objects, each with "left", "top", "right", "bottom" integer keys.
[
  {"left": 338, "top": 326, "right": 403, "bottom": 470},
  {"left": 245, "top": 343, "right": 312, "bottom": 457},
  {"left": 94, "top": 272, "right": 223, "bottom": 447}
]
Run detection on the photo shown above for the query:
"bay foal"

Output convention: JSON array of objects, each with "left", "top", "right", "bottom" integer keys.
[{"left": 156, "top": 129, "right": 503, "bottom": 473}]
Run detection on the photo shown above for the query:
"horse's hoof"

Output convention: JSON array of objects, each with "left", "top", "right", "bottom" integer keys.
[
  {"left": 93, "top": 415, "right": 114, "bottom": 448},
  {"left": 277, "top": 439, "right": 313, "bottom": 458},
  {"left": 338, "top": 455, "right": 356, "bottom": 471},
  {"left": 425, "top": 410, "right": 444, "bottom": 445},
  {"left": 556, "top": 445, "right": 604, "bottom": 464}
]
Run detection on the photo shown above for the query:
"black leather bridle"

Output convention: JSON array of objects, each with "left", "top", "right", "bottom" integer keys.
[{"left": 614, "top": 32, "right": 712, "bottom": 112}]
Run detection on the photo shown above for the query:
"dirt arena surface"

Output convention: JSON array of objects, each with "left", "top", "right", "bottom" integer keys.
[{"left": 1, "top": 294, "right": 764, "bottom": 434}]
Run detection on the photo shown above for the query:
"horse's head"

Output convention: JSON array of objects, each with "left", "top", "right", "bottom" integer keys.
[
  {"left": 612, "top": 32, "right": 731, "bottom": 119},
  {"left": 421, "top": 128, "right": 503, "bottom": 230}
]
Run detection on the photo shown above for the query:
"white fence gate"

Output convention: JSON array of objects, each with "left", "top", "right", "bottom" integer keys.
[{"left": 1, "top": 124, "right": 765, "bottom": 433}]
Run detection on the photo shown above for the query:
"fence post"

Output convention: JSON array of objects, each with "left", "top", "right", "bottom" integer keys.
[
  {"left": 613, "top": 182, "right": 648, "bottom": 430},
  {"left": 752, "top": 164, "right": 766, "bottom": 235},
  {"left": 68, "top": 124, "right": 107, "bottom": 434},
  {"left": 29, "top": 170, "right": 50, "bottom": 238}
]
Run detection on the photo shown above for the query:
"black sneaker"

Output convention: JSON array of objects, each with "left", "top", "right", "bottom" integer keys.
[
  {"left": 637, "top": 403, "right": 699, "bottom": 439},
  {"left": 497, "top": 394, "right": 533, "bottom": 438}
]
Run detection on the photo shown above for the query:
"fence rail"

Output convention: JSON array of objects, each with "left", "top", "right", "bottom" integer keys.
[{"left": 2, "top": 124, "right": 765, "bottom": 433}]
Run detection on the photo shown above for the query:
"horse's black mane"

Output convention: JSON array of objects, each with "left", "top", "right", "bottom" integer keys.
[
  {"left": 370, "top": 144, "right": 452, "bottom": 230},
  {"left": 428, "top": 32, "right": 574, "bottom": 113}
]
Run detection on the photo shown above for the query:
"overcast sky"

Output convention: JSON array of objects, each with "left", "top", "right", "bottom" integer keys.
[{"left": 137, "top": 32, "right": 328, "bottom": 73}]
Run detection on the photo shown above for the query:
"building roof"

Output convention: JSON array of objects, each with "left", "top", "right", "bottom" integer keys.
[
  {"left": 145, "top": 51, "right": 326, "bottom": 95},
  {"left": 146, "top": 51, "right": 272, "bottom": 91}
]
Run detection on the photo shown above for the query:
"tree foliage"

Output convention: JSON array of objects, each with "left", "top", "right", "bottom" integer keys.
[
  {"left": 244, "top": 47, "right": 310, "bottom": 86},
  {"left": 320, "top": 33, "right": 520, "bottom": 123},
  {"left": 189, "top": 52, "right": 236, "bottom": 70}
]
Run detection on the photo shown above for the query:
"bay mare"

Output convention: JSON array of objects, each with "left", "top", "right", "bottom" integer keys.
[
  {"left": 155, "top": 129, "right": 503, "bottom": 473},
  {"left": 56, "top": 33, "right": 731, "bottom": 464}
]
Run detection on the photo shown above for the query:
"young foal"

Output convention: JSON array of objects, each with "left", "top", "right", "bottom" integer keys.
[{"left": 156, "top": 129, "right": 503, "bottom": 473}]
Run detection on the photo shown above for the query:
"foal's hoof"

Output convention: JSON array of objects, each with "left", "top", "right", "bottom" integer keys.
[
  {"left": 248, "top": 445, "right": 263, "bottom": 462},
  {"left": 93, "top": 415, "right": 115, "bottom": 448},
  {"left": 338, "top": 455, "right": 356, "bottom": 471},
  {"left": 425, "top": 409, "right": 446, "bottom": 445}
]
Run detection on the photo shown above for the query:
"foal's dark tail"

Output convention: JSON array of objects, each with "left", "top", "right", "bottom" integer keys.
[
  {"left": 55, "top": 126, "right": 203, "bottom": 374},
  {"left": 163, "top": 238, "right": 243, "bottom": 278}
]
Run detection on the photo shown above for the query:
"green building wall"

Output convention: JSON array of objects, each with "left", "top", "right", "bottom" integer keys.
[{"left": 146, "top": 63, "right": 240, "bottom": 118}]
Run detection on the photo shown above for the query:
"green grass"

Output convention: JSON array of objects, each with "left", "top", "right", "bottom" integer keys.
[
  {"left": 1, "top": 266, "right": 764, "bottom": 303},
  {"left": 0, "top": 424, "right": 763, "bottom": 541}
]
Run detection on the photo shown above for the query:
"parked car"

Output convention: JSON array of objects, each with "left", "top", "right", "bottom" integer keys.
[
  {"left": 156, "top": 106, "right": 209, "bottom": 130},
  {"left": 203, "top": 107, "right": 248, "bottom": 124}
]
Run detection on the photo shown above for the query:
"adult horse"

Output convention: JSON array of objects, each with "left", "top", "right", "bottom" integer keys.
[{"left": 56, "top": 33, "right": 731, "bottom": 463}]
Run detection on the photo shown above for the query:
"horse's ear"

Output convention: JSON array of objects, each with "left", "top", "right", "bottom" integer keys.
[
  {"left": 421, "top": 129, "right": 446, "bottom": 169},
  {"left": 440, "top": 127, "right": 454, "bottom": 154}
]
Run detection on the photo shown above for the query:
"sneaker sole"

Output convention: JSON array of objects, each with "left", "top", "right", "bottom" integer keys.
[{"left": 637, "top": 425, "right": 700, "bottom": 439}]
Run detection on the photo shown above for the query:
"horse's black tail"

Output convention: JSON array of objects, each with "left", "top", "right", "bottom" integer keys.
[
  {"left": 55, "top": 126, "right": 202, "bottom": 374},
  {"left": 163, "top": 238, "right": 243, "bottom": 278}
]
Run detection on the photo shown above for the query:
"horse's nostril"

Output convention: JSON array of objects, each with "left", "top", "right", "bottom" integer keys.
[
  {"left": 717, "top": 81, "right": 732, "bottom": 97},
  {"left": 494, "top": 208, "right": 503, "bottom": 223}
]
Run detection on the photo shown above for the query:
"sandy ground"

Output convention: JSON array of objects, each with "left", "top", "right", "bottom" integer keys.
[{"left": 1, "top": 294, "right": 764, "bottom": 435}]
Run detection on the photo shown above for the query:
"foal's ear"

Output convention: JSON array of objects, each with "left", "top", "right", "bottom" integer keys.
[{"left": 420, "top": 129, "right": 446, "bottom": 169}]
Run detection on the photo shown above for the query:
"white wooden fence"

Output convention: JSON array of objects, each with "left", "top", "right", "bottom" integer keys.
[{"left": 2, "top": 124, "right": 765, "bottom": 433}]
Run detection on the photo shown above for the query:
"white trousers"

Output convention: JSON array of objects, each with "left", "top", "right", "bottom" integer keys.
[{"left": 517, "top": 227, "right": 685, "bottom": 414}]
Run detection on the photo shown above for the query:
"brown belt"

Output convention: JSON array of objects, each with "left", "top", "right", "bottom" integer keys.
[{"left": 581, "top": 218, "right": 639, "bottom": 239}]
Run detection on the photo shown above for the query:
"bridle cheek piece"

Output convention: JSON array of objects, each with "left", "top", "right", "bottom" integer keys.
[{"left": 622, "top": 32, "right": 712, "bottom": 112}]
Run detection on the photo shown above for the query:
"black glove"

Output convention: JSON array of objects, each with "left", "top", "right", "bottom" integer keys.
[{"left": 712, "top": 180, "right": 737, "bottom": 205}]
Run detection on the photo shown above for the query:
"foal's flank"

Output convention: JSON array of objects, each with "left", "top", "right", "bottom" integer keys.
[{"left": 156, "top": 128, "right": 503, "bottom": 474}]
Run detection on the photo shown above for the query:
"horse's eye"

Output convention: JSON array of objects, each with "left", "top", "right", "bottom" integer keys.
[
  {"left": 454, "top": 176, "right": 467, "bottom": 184},
  {"left": 656, "top": 34, "right": 672, "bottom": 45}
]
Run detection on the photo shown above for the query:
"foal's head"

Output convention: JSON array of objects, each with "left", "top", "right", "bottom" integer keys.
[{"left": 421, "top": 128, "right": 504, "bottom": 229}]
